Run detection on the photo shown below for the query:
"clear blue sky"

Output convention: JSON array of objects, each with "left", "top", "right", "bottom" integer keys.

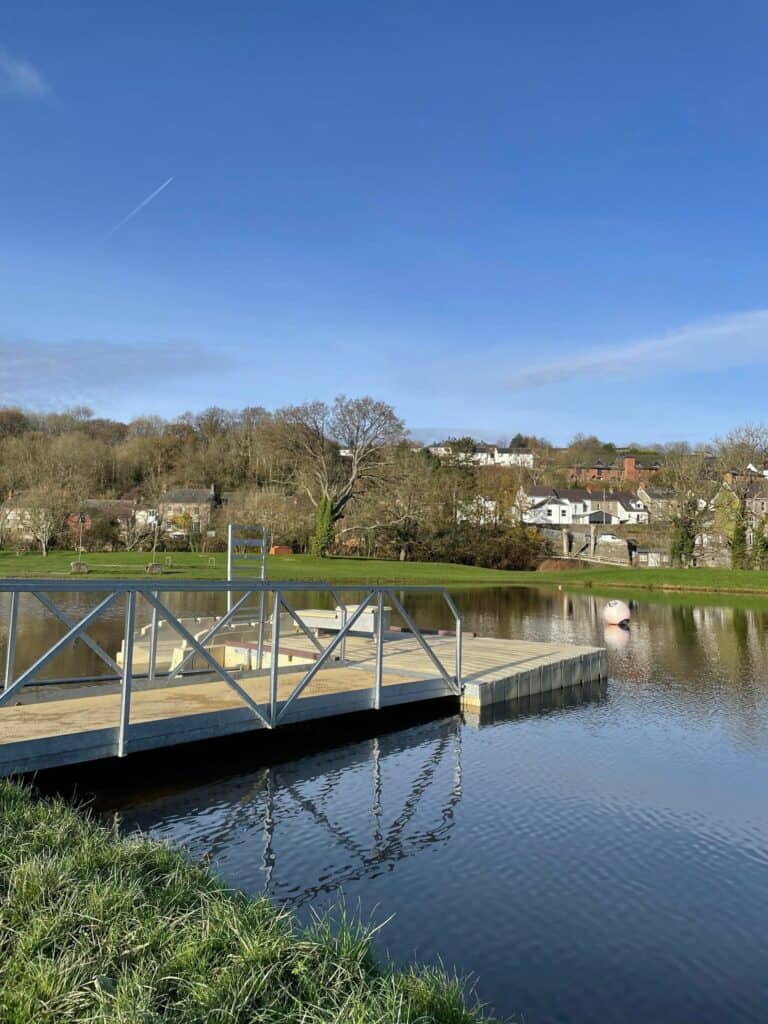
[{"left": 2, "top": 1, "right": 768, "bottom": 445}]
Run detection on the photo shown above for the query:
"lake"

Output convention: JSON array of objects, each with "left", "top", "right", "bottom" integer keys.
[{"left": 14, "top": 585, "right": 768, "bottom": 1023}]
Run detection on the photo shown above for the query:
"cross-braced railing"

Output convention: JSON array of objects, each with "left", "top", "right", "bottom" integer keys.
[{"left": 0, "top": 580, "right": 463, "bottom": 757}]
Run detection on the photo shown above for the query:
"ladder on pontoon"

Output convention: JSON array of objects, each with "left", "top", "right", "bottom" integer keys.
[{"left": 227, "top": 523, "right": 270, "bottom": 668}]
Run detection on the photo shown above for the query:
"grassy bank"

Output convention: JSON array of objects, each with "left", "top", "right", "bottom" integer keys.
[
  {"left": 502, "top": 566, "right": 768, "bottom": 597},
  {"left": 0, "top": 781, "right": 494, "bottom": 1024},
  {"left": 0, "top": 550, "right": 515, "bottom": 585},
  {"left": 2, "top": 550, "right": 768, "bottom": 596}
]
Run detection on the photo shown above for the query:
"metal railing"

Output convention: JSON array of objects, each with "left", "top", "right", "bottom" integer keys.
[{"left": 0, "top": 579, "right": 463, "bottom": 757}]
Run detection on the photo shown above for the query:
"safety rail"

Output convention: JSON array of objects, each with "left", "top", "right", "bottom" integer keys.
[{"left": 0, "top": 579, "right": 463, "bottom": 757}]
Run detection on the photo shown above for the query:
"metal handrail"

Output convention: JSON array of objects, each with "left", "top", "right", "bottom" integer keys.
[
  {"left": 0, "top": 579, "right": 458, "bottom": 592},
  {"left": 0, "top": 578, "right": 463, "bottom": 757}
]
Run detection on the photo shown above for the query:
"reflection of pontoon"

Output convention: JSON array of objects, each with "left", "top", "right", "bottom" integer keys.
[{"left": 119, "top": 715, "right": 463, "bottom": 908}]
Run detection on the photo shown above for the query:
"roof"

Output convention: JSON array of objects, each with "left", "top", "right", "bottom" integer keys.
[
  {"left": 83, "top": 499, "right": 135, "bottom": 519},
  {"left": 587, "top": 511, "right": 616, "bottom": 523},
  {"left": 526, "top": 486, "right": 591, "bottom": 502},
  {"left": 639, "top": 486, "right": 675, "bottom": 500},
  {"left": 745, "top": 479, "right": 768, "bottom": 500},
  {"left": 589, "top": 490, "right": 640, "bottom": 506},
  {"left": 161, "top": 488, "right": 216, "bottom": 504}
]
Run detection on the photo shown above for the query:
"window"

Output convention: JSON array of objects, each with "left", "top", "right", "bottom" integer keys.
[{"left": 546, "top": 508, "right": 553, "bottom": 517}]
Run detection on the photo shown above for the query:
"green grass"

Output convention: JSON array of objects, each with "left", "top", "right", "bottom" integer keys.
[
  {"left": 0, "top": 781, "right": 497, "bottom": 1024},
  {"left": 502, "top": 566, "right": 768, "bottom": 596},
  {"left": 3, "top": 550, "right": 768, "bottom": 596},
  {"left": 0, "top": 550, "right": 518, "bottom": 585}
]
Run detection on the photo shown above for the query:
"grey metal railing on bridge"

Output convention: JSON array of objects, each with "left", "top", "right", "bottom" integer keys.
[{"left": 0, "top": 579, "right": 463, "bottom": 757}]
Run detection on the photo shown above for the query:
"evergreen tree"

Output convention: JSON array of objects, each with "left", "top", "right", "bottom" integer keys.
[
  {"left": 731, "top": 500, "right": 748, "bottom": 569},
  {"left": 670, "top": 499, "right": 698, "bottom": 567},
  {"left": 311, "top": 497, "right": 334, "bottom": 557},
  {"left": 753, "top": 518, "right": 768, "bottom": 569}
]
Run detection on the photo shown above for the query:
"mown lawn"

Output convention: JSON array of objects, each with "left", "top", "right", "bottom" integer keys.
[
  {"left": 505, "top": 565, "right": 768, "bottom": 595},
  {"left": 0, "top": 550, "right": 515, "bottom": 585},
  {"left": 0, "top": 781, "right": 494, "bottom": 1023},
  {"left": 2, "top": 550, "right": 768, "bottom": 595}
]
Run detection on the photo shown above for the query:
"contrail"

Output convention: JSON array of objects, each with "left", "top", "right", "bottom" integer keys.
[{"left": 106, "top": 176, "right": 174, "bottom": 238}]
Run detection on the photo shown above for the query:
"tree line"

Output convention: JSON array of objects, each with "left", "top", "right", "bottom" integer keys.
[{"left": 0, "top": 401, "right": 766, "bottom": 569}]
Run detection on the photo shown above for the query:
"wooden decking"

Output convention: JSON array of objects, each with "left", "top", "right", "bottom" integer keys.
[{"left": 0, "top": 633, "right": 606, "bottom": 776}]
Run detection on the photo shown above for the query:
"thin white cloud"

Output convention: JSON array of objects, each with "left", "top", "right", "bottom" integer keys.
[
  {"left": 506, "top": 310, "right": 768, "bottom": 392},
  {"left": 0, "top": 337, "right": 223, "bottom": 410},
  {"left": 106, "top": 177, "right": 174, "bottom": 238},
  {"left": 0, "top": 47, "right": 49, "bottom": 99}
]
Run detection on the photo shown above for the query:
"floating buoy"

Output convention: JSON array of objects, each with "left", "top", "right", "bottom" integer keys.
[{"left": 603, "top": 599, "right": 631, "bottom": 626}]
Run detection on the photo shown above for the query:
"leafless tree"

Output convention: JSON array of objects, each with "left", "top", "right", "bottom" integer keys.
[
  {"left": 23, "top": 487, "right": 70, "bottom": 557},
  {"left": 277, "top": 396, "right": 404, "bottom": 552}
]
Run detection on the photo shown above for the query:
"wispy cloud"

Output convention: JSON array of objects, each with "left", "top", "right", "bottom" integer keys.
[
  {"left": 106, "top": 177, "right": 174, "bottom": 238},
  {"left": 0, "top": 336, "right": 222, "bottom": 410},
  {"left": 506, "top": 310, "right": 768, "bottom": 392},
  {"left": 0, "top": 46, "right": 49, "bottom": 99}
]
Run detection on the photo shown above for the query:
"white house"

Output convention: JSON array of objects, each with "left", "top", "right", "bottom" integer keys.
[
  {"left": 521, "top": 487, "right": 593, "bottom": 526},
  {"left": 493, "top": 447, "right": 535, "bottom": 468},
  {"left": 456, "top": 496, "right": 499, "bottom": 525},
  {"left": 588, "top": 491, "right": 649, "bottom": 525},
  {"left": 427, "top": 441, "right": 535, "bottom": 469}
]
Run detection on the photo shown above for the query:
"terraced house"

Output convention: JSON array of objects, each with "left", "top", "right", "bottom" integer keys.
[{"left": 137, "top": 485, "right": 222, "bottom": 540}]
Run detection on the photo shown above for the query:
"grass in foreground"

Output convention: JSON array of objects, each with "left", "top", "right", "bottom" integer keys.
[{"left": 0, "top": 781, "right": 495, "bottom": 1024}]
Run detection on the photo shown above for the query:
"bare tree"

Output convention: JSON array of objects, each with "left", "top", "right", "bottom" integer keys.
[
  {"left": 658, "top": 447, "right": 722, "bottom": 566},
  {"left": 23, "top": 487, "right": 69, "bottom": 557},
  {"left": 277, "top": 396, "right": 405, "bottom": 554}
]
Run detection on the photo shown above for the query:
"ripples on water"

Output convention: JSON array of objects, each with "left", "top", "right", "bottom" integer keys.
[{"left": 58, "top": 588, "right": 768, "bottom": 1023}]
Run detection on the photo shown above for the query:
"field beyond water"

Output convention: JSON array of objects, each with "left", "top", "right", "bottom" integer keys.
[
  {"left": 0, "top": 550, "right": 514, "bottom": 584},
  {"left": 0, "top": 781, "right": 492, "bottom": 1024},
  {"left": 2, "top": 550, "right": 768, "bottom": 595}
]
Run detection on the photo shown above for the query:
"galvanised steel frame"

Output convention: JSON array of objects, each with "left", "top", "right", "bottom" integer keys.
[{"left": 0, "top": 579, "right": 463, "bottom": 757}]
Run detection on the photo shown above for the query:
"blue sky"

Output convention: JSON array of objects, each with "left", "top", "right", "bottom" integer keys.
[{"left": 2, "top": 1, "right": 768, "bottom": 445}]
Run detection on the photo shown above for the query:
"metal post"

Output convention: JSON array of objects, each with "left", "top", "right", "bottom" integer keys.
[
  {"left": 4, "top": 591, "right": 18, "bottom": 692},
  {"left": 455, "top": 618, "right": 463, "bottom": 692},
  {"left": 269, "top": 590, "right": 280, "bottom": 726},
  {"left": 442, "top": 592, "right": 463, "bottom": 694},
  {"left": 118, "top": 590, "right": 136, "bottom": 757},
  {"left": 257, "top": 534, "right": 268, "bottom": 669},
  {"left": 147, "top": 592, "right": 158, "bottom": 683},
  {"left": 329, "top": 589, "right": 348, "bottom": 662},
  {"left": 374, "top": 590, "right": 384, "bottom": 710},
  {"left": 226, "top": 523, "right": 234, "bottom": 614},
  {"left": 256, "top": 592, "right": 266, "bottom": 671}
]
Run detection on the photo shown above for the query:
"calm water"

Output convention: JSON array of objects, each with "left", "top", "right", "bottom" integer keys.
[{"left": 12, "top": 587, "right": 768, "bottom": 1022}]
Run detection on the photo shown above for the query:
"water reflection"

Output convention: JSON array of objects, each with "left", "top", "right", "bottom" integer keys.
[
  {"left": 114, "top": 716, "right": 463, "bottom": 907},
  {"left": 113, "top": 685, "right": 608, "bottom": 911}
]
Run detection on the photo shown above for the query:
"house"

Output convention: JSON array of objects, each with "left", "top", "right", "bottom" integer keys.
[
  {"left": 456, "top": 496, "right": 499, "bottom": 525},
  {"left": 521, "top": 487, "right": 593, "bottom": 526},
  {"left": 588, "top": 490, "right": 649, "bottom": 525},
  {"left": 568, "top": 454, "right": 661, "bottom": 485},
  {"left": 745, "top": 479, "right": 768, "bottom": 546},
  {"left": 137, "top": 485, "right": 221, "bottom": 539},
  {"left": 427, "top": 440, "right": 535, "bottom": 469},
  {"left": 66, "top": 500, "right": 137, "bottom": 544},
  {"left": 492, "top": 446, "right": 535, "bottom": 468},
  {"left": 637, "top": 486, "right": 676, "bottom": 521},
  {"left": 0, "top": 493, "right": 37, "bottom": 543}
]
